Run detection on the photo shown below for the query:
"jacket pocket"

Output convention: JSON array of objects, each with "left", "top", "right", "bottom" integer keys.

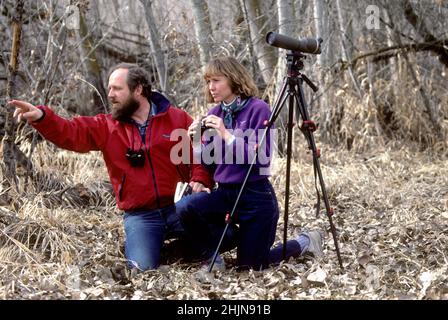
[{"left": 118, "top": 173, "right": 126, "bottom": 201}]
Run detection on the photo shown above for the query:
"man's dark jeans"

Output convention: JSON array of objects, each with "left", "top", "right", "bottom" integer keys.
[{"left": 123, "top": 195, "right": 237, "bottom": 271}]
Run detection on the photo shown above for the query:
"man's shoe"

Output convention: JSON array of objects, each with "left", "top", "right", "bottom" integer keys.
[{"left": 302, "top": 230, "right": 324, "bottom": 259}]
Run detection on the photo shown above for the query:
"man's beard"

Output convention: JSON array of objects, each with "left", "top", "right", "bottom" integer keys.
[{"left": 111, "top": 96, "right": 140, "bottom": 121}]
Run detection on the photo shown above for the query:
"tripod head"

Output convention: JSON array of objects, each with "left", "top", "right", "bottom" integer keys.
[
  {"left": 284, "top": 51, "right": 319, "bottom": 93},
  {"left": 286, "top": 51, "right": 305, "bottom": 77}
]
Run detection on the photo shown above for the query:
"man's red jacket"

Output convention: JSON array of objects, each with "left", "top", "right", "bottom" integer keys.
[{"left": 32, "top": 92, "right": 212, "bottom": 211}]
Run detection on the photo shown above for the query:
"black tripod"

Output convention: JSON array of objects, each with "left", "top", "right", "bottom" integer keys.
[{"left": 208, "top": 51, "right": 343, "bottom": 272}]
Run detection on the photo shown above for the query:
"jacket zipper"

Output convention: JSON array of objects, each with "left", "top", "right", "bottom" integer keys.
[
  {"left": 145, "top": 119, "right": 161, "bottom": 208},
  {"left": 118, "top": 173, "right": 126, "bottom": 201}
]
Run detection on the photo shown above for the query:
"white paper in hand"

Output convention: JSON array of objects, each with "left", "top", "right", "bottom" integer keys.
[{"left": 174, "top": 182, "right": 191, "bottom": 203}]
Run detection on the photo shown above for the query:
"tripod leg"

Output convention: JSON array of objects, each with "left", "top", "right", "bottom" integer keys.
[
  {"left": 293, "top": 79, "right": 344, "bottom": 270},
  {"left": 270, "top": 78, "right": 290, "bottom": 123},
  {"left": 282, "top": 88, "right": 295, "bottom": 260}
]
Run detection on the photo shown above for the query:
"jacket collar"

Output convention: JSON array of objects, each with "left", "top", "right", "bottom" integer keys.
[
  {"left": 150, "top": 91, "right": 170, "bottom": 115},
  {"left": 118, "top": 91, "right": 171, "bottom": 124}
]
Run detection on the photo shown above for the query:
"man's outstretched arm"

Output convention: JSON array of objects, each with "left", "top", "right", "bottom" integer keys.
[{"left": 8, "top": 100, "right": 107, "bottom": 152}]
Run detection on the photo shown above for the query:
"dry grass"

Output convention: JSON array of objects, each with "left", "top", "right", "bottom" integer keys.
[
  {"left": 0, "top": 138, "right": 447, "bottom": 300},
  {"left": 319, "top": 55, "right": 448, "bottom": 153}
]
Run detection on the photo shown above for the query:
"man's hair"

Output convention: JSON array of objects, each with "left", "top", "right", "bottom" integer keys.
[
  {"left": 108, "top": 63, "right": 152, "bottom": 99},
  {"left": 203, "top": 56, "right": 259, "bottom": 103}
]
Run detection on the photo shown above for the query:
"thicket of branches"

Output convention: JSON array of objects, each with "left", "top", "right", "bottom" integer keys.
[{"left": 1, "top": 0, "right": 447, "bottom": 151}]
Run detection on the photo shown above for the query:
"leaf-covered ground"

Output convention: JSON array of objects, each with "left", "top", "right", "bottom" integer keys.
[{"left": 0, "top": 141, "right": 447, "bottom": 299}]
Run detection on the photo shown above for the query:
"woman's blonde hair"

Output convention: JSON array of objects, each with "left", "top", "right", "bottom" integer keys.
[{"left": 203, "top": 56, "right": 259, "bottom": 103}]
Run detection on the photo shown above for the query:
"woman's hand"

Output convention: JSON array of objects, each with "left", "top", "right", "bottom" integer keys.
[
  {"left": 188, "top": 119, "right": 202, "bottom": 147},
  {"left": 203, "top": 115, "right": 233, "bottom": 143}
]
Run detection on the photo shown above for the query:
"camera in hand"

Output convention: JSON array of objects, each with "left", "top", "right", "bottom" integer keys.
[
  {"left": 190, "top": 117, "right": 210, "bottom": 138},
  {"left": 200, "top": 118, "right": 210, "bottom": 135},
  {"left": 126, "top": 148, "right": 145, "bottom": 167}
]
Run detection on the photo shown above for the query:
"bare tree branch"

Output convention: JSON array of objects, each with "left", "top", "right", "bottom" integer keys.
[
  {"left": 401, "top": 0, "right": 448, "bottom": 68},
  {"left": 343, "top": 39, "right": 448, "bottom": 70}
]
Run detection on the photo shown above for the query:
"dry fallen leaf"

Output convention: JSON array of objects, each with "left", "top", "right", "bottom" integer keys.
[
  {"left": 419, "top": 271, "right": 434, "bottom": 296},
  {"left": 307, "top": 268, "right": 327, "bottom": 286},
  {"left": 358, "top": 254, "right": 371, "bottom": 268}
]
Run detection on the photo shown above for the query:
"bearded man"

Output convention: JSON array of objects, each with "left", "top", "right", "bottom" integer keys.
[{"left": 8, "top": 63, "right": 235, "bottom": 271}]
